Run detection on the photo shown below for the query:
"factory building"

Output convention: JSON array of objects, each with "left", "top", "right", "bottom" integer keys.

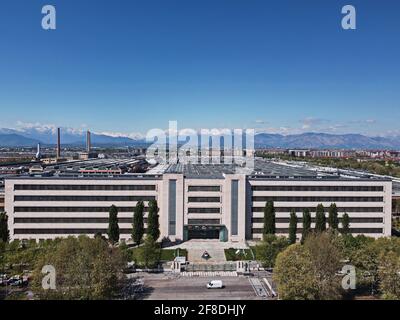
[{"left": 4, "top": 160, "right": 392, "bottom": 242}]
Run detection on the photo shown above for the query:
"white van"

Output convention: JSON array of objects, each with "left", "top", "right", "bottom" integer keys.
[{"left": 206, "top": 280, "right": 224, "bottom": 289}]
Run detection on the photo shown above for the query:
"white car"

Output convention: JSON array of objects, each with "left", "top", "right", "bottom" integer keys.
[{"left": 206, "top": 280, "right": 224, "bottom": 289}]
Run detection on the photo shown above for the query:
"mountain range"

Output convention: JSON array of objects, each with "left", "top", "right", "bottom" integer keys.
[{"left": 0, "top": 127, "right": 400, "bottom": 150}]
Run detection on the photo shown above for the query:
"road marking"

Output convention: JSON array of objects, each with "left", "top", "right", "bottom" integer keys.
[{"left": 249, "top": 278, "right": 269, "bottom": 298}]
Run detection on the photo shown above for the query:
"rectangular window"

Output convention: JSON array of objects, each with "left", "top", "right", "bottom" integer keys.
[
  {"left": 251, "top": 207, "right": 384, "bottom": 213},
  {"left": 231, "top": 180, "right": 239, "bottom": 236},
  {"left": 14, "top": 195, "right": 156, "bottom": 202},
  {"left": 168, "top": 180, "right": 176, "bottom": 235},
  {"left": 251, "top": 186, "right": 384, "bottom": 192},
  {"left": 187, "top": 208, "right": 221, "bottom": 214},
  {"left": 188, "top": 186, "right": 221, "bottom": 192},
  {"left": 14, "top": 184, "right": 156, "bottom": 191},
  {"left": 14, "top": 206, "right": 149, "bottom": 212},
  {"left": 251, "top": 196, "right": 383, "bottom": 202},
  {"left": 188, "top": 219, "right": 220, "bottom": 225},
  {"left": 13, "top": 228, "right": 135, "bottom": 235},
  {"left": 13, "top": 217, "right": 146, "bottom": 224},
  {"left": 188, "top": 197, "right": 220, "bottom": 203}
]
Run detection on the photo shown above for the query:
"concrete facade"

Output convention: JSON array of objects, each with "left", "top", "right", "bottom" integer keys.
[{"left": 4, "top": 162, "right": 392, "bottom": 242}]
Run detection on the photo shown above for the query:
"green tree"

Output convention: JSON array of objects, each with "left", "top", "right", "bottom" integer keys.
[
  {"left": 328, "top": 203, "right": 339, "bottom": 230},
  {"left": 288, "top": 210, "right": 297, "bottom": 244},
  {"left": 303, "top": 232, "right": 343, "bottom": 300},
  {"left": 301, "top": 209, "right": 311, "bottom": 244},
  {"left": 274, "top": 232, "right": 343, "bottom": 300},
  {"left": 0, "top": 240, "right": 6, "bottom": 272},
  {"left": 132, "top": 201, "right": 145, "bottom": 245},
  {"left": 354, "top": 245, "right": 379, "bottom": 293},
  {"left": 32, "top": 236, "right": 125, "bottom": 300},
  {"left": 315, "top": 204, "right": 326, "bottom": 232},
  {"left": 341, "top": 213, "right": 350, "bottom": 234},
  {"left": 107, "top": 205, "right": 120, "bottom": 244},
  {"left": 339, "top": 234, "right": 374, "bottom": 261},
  {"left": 263, "top": 201, "right": 276, "bottom": 236},
  {"left": 147, "top": 200, "right": 160, "bottom": 241},
  {"left": 0, "top": 212, "right": 9, "bottom": 243},
  {"left": 378, "top": 251, "right": 400, "bottom": 299},
  {"left": 273, "top": 244, "right": 317, "bottom": 300},
  {"left": 255, "top": 234, "right": 289, "bottom": 268},
  {"left": 138, "top": 235, "right": 161, "bottom": 269}
]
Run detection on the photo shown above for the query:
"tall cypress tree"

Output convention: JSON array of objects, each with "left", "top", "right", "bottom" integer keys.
[
  {"left": 107, "top": 205, "right": 120, "bottom": 244},
  {"left": 341, "top": 213, "right": 350, "bottom": 235},
  {"left": 147, "top": 200, "right": 160, "bottom": 241},
  {"left": 132, "top": 201, "right": 145, "bottom": 245},
  {"left": 0, "top": 212, "right": 9, "bottom": 243},
  {"left": 263, "top": 201, "right": 276, "bottom": 236},
  {"left": 328, "top": 203, "right": 339, "bottom": 230},
  {"left": 301, "top": 208, "right": 311, "bottom": 244},
  {"left": 315, "top": 204, "right": 326, "bottom": 233},
  {"left": 288, "top": 210, "right": 297, "bottom": 244}
]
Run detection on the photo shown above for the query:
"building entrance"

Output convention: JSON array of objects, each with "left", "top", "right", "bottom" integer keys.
[
  {"left": 186, "top": 225, "right": 225, "bottom": 240},
  {"left": 188, "top": 228, "right": 219, "bottom": 239}
]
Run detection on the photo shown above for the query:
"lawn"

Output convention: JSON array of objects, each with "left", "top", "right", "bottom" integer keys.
[
  {"left": 160, "top": 248, "right": 188, "bottom": 261},
  {"left": 224, "top": 248, "right": 254, "bottom": 261},
  {"left": 128, "top": 247, "right": 187, "bottom": 262}
]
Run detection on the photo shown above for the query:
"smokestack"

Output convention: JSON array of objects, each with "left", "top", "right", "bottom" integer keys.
[
  {"left": 86, "top": 130, "right": 91, "bottom": 153},
  {"left": 35, "top": 143, "right": 41, "bottom": 160},
  {"left": 57, "top": 127, "right": 61, "bottom": 159}
]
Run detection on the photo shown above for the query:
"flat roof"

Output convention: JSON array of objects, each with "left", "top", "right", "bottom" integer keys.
[
  {"left": 2, "top": 158, "right": 392, "bottom": 182},
  {"left": 165, "top": 163, "right": 237, "bottom": 178},
  {"left": 4, "top": 174, "right": 163, "bottom": 181}
]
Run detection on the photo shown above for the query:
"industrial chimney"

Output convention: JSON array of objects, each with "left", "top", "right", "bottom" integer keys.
[
  {"left": 56, "top": 127, "right": 61, "bottom": 159},
  {"left": 35, "top": 143, "right": 41, "bottom": 160},
  {"left": 86, "top": 130, "right": 91, "bottom": 153}
]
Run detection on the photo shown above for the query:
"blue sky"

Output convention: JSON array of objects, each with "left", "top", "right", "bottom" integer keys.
[{"left": 0, "top": 0, "right": 399, "bottom": 137}]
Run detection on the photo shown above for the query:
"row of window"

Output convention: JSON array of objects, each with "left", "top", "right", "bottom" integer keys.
[
  {"left": 188, "top": 186, "right": 221, "bottom": 192},
  {"left": 14, "top": 206, "right": 149, "bottom": 212},
  {"left": 188, "top": 197, "right": 221, "bottom": 203},
  {"left": 12, "top": 185, "right": 386, "bottom": 192},
  {"left": 14, "top": 196, "right": 156, "bottom": 202},
  {"left": 251, "top": 228, "right": 384, "bottom": 234},
  {"left": 187, "top": 219, "right": 221, "bottom": 225},
  {"left": 252, "top": 196, "right": 383, "bottom": 202},
  {"left": 14, "top": 217, "right": 148, "bottom": 224},
  {"left": 14, "top": 228, "right": 134, "bottom": 235},
  {"left": 251, "top": 217, "right": 384, "bottom": 224},
  {"left": 252, "top": 207, "right": 384, "bottom": 213},
  {"left": 251, "top": 186, "right": 384, "bottom": 192},
  {"left": 14, "top": 184, "right": 156, "bottom": 191},
  {"left": 187, "top": 208, "right": 221, "bottom": 214}
]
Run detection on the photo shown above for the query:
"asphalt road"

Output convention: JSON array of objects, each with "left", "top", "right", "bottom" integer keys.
[{"left": 134, "top": 275, "right": 266, "bottom": 300}]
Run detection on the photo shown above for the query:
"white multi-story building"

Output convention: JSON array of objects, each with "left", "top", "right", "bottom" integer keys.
[{"left": 4, "top": 160, "right": 392, "bottom": 242}]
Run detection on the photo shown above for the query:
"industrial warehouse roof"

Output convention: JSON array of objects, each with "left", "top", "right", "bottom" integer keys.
[
  {"left": 2, "top": 158, "right": 392, "bottom": 181},
  {"left": 165, "top": 160, "right": 321, "bottom": 178},
  {"left": 165, "top": 163, "right": 237, "bottom": 178},
  {"left": 163, "top": 159, "right": 391, "bottom": 181}
]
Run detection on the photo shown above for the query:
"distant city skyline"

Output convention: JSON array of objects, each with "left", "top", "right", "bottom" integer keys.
[{"left": 1, "top": 1, "right": 399, "bottom": 136}]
